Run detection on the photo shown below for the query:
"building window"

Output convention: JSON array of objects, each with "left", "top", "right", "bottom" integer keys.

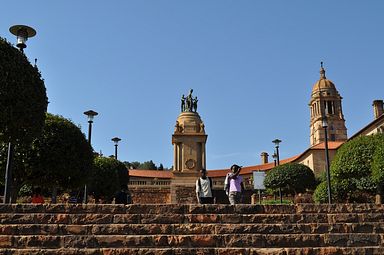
[
  {"left": 327, "top": 101, "right": 334, "bottom": 114},
  {"left": 330, "top": 134, "right": 336, "bottom": 141}
]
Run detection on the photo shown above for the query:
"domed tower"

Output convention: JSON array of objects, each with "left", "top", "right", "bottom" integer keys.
[
  {"left": 171, "top": 89, "right": 207, "bottom": 204},
  {"left": 309, "top": 63, "right": 347, "bottom": 146},
  {"left": 172, "top": 89, "right": 207, "bottom": 172}
]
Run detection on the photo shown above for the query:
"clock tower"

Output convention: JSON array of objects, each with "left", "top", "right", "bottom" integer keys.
[{"left": 309, "top": 63, "right": 347, "bottom": 146}]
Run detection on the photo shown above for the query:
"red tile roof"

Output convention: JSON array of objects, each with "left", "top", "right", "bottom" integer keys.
[
  {"left": 310, "top": 141, "right": 344, "bottom": 150},
  {"left": 129, "top": 155, "right": 301, "bottom": 179},
  {"left": 129, "top": 169, "right": 173, "bottom": 179},
  {"left": 128, "top": 142, "right": 344, "bottom": 179},
  {"left": 206, "top": 154, "right": 301, "bottom": 177}
]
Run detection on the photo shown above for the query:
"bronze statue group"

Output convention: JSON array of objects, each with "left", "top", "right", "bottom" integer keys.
[{"left": 181, "top": 89, "right": 198, "bottom": 112}]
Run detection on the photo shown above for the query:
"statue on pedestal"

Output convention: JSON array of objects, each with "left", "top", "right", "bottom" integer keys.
[{"left": 180, "top": 89, "right": 198, "bottom": 113}]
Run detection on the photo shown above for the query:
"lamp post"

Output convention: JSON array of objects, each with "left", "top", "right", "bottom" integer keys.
[
  {"left": 272, "top": 152, "right": 277, "bottom": 167},
  {"left": 9, "top": 25, "right": 36, "bottom": 53},
  {"left": 111, "top": 137, "right": 121, "bottom": 160},
  {"left": 83, "top": 110, "right": 98, "bottom": 204},
  {"left": 322, "top": 117, "right": 332, "bottom": 204},
  {"left": 272, "top": 139, "right": 282, "bottom": 203},
  {"left": 84, "top": 110, "right": 98, "bottom": 144},
  {"left": 3, "top": 25, "right": 36, "bottom": 204}
]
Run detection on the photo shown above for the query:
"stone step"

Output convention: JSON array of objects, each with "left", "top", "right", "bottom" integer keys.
[
  {"left": 1, "top": 233, "right": 382, "bottom": 249},
  {"left": 1, "top": 212, "right": 384, "bottom": 225},
  {"left": 1, "top": 247, "right": 384, "bottom": 255},
  {"left": 1, "top": 223, "right": 383, "bottom": 236},
  {"left": 2, "top": 204, "right": 384, "bottom": 215}
]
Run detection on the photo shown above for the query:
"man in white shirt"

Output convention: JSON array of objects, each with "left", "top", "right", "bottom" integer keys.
[{"left": 196, "top": 168, "right": 214, "bottom": 204}]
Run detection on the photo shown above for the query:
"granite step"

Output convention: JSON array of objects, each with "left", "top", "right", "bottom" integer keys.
[
  {"left": 1, "top": 223, "right": 383, "bottom": 235},
  {"left": 1, "top": 247, "right": 384, "bottom": 255},
  {"left": 1, "top": 204, "right": 384, "bottom": 254},
  {"left": 1, "top": 212, "right": 384, "bottom": 224},
  {"left": 1, "top": 233, "right": 382, "bottom": 248},
  {"left": 1, "top": 204, "right": 384, "bottom": 215}
]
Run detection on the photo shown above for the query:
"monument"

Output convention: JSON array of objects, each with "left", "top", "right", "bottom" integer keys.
[{"left": 171, "top": 89, "right": 207, "bottom": 203}]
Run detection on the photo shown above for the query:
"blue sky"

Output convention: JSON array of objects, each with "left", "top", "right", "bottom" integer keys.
[{"left": 1, "top": 1, "right": 383, "bottom": 170}]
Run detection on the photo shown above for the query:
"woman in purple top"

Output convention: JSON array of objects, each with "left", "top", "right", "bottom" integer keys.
[{"left": 224, "top": 164, "right": 245, "bottom": 205}]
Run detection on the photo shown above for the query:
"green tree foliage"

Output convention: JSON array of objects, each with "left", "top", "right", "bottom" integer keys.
[
  {"left": 89, "top": 157, "right": 129, "bottom": 201},
  {"left": 314, "top": 134, "right": 384, "bottom": 203},
  {"left": 139, "top": 160, "right": 157, "bottom": 170},
  {"left": 0, "top": 114, "right": 93, "bottom": 195},
  {"left": 31, "top": 114, "right": 94, "bottom": 189},
  {"left": 124, "top": 160, "right": 162, "bottom": 170},
  {"left": 0, "top": 142, "right": 34, "bottom": 191},
  {"left": 0, "top": 37, "right": 48, "bottom": 201},
  {"left": 312, "top": 179, "right": 337, "bottom": 203},
  {"left": 124, "top": 161, "right": 140, "bottom": 169},
  {"left": 372, "top": 141, "right": 384, "bottom": 184},
  {"left": 264, "top": 163, "right": 316, "bottom": 195},
  {"left": 0, "top": 37, "right": 48, "bottom": 143}
]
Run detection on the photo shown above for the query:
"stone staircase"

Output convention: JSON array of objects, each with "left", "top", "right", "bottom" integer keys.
[{"left": 0, "top": 203, "right": 384, "bottom": 254}]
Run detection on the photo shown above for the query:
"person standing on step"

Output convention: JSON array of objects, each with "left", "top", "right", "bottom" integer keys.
[
  {"left": 224, "top": 164, "right": 245, "bottom": 205},
  {"left": 196, "top": 168, "right": 214, "bottom": 204},
  {"left": 31, "top": 187, "right": 44, "bottom": 204},
  {"left": 115, "top": 185, "right": 132, "bottom": 205}
]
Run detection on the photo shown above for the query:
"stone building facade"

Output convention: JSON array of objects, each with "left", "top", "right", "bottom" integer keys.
[{"left": 128, "top": 70, "right": 384, "bottom": 204}]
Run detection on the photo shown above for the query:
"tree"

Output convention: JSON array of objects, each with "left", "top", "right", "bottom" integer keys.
[
  {"left": 372, "top": 140, "right": 384, "bottom": 184},
  {"left": 0, "top": 37, "right": 48, "bottom": 202},
  {"left": 124, "top": 160, "right": 168, "bottom": 170},
  {"left": 314, "top": 134, "right": 384, "bottom": 203},
  {"left": 124, "top": 161, "right": 140, "bottom": 169},
  {"left": 88, "top": 157, "right": 129, "bottom": 202},
  {"left": 139, "top": 160, "right": 157, "bottom": 170},
  {"left": 0, "top": 37, "right": 48, "bottom": 144},
  {"left": 0, "top": 113, "right": 94, "bottom": 199},
  {"left": 264, "top": 163, "right": 316, "bottom": 195},
  {"left": 31, "top": 114, "right": 94, "bottom": 190}
]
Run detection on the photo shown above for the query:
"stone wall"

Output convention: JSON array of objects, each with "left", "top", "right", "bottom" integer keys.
[
  {"left": 130, "top": 187, "right": 170, "bottom": 204},
  {"left": 129, "top": 186, "right": 255, "bottom": 204}
]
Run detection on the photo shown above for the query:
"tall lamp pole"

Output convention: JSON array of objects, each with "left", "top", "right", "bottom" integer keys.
[
  {"left": 9, "top": 25, "right": 36, "bottom": 53},
  {"left": 83, "top": 110, "right": 98, "bottom": 204},
  {"left": 3, "top": 25, "right": 36, "bottom": 204},
  {"left": 272, "top": 153, "right": 277, "bottom": 167},
  {"left": 322, "top": 117, "right": 332, "bottom": 204},
  {"left": 111, "top": 137, "right": 121, "bottom": 160},
  {"left": 272, "top": 139, "right": 282, "bottom": 203}
]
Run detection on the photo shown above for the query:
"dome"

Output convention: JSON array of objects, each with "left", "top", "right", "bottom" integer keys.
[
  {"left": 174, "top": 111, "right": 205, "bottom": 134},
  {"left": 312, "top": 78, "right": 336, "bottom": 93},
  {"left": 311, "top": 64, "right": 336, "bottom": 93}
]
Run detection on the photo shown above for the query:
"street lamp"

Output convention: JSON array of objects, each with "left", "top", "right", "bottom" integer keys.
[
  {"left": 3, "top": 25, "right": 36, "bottom": 204},
  {"left": 272, "top": 152, "right": 277, "bottom": 167},
  {"left": 272, "top": 139, "right": 281, "bottom": 165},
  {"left": 111, "top": 137, "right": 121, "bottom": 160},
  {"left": 9, "top": 25, "right": 36, "bottom": 52},
  {"left": 84, "top": 110, "right": 98, "bottom": 144},
  {"left": 322, "top": 116, "right": 332, "bottom": 204},
  {"left": 272, "top": 139, "right": 282, "bottom": 203},
  {"left": 83, "top": 110, "right": 98, "bottom": 204}
]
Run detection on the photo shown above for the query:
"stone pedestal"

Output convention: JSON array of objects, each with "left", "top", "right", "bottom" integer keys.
[{"left": 170, "top": 172, "right": 199, "bottom": 204}]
